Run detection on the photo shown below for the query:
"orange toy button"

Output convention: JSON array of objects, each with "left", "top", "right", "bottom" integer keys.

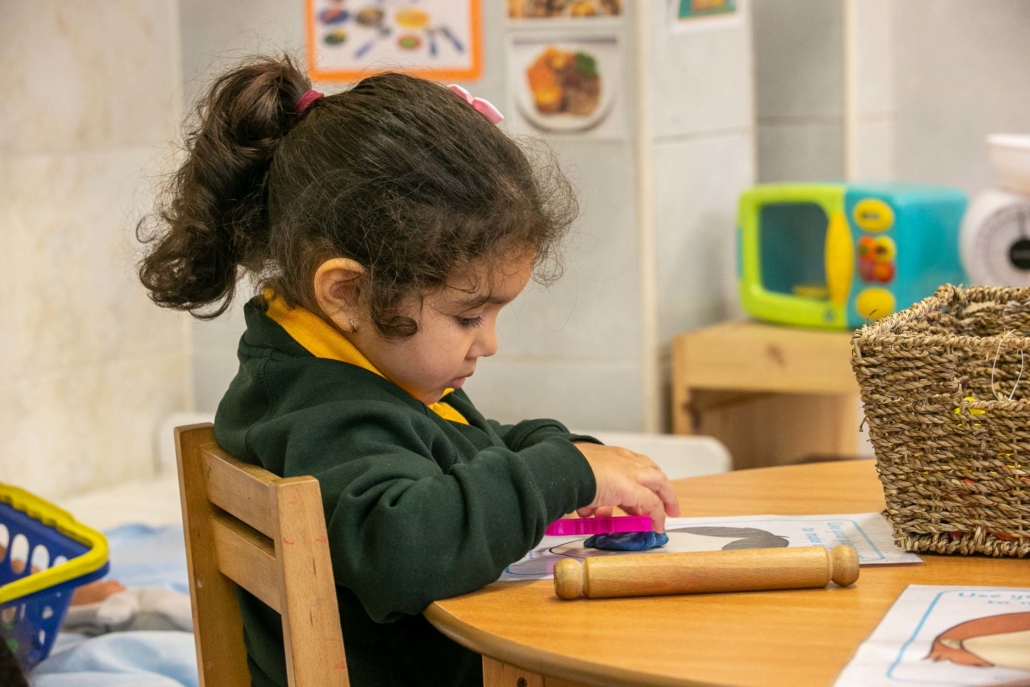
[
  {"left": 873, "top": 261, "right": 895, "bottom": 283},
  {"left": 856, "top": 288, "right": 896, "bottom": 321},
  {"left": 857, "top": 236, "right": 896, "bottom": 284}
]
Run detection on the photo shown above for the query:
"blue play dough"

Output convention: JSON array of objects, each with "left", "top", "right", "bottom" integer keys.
[{"left": 584, "top": 531, "right": 670, "bottom": 551}]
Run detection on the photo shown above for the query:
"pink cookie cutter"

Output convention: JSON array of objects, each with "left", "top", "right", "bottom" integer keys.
[{"left": 545, "top": 515, "right": 653, "bottom": 537}]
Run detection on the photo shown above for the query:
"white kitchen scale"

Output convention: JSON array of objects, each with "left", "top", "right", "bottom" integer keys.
[{"left": 961, "top": 134, "right": 1030, "bottom": 286}]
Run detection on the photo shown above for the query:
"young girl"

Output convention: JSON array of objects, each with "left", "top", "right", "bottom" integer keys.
[{"left": 139, "top": 55, "right": 679, "bottom": 687}]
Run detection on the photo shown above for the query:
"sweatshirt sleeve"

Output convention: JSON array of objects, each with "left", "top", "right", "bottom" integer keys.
[
  {"left": 264, "top": 404, "right": 596, "bottom": 623},
  {"left": 486, "top": 418, "right": 602, "bottom": 451}
]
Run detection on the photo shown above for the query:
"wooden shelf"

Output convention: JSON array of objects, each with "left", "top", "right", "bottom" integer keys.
[{"left": 671, "top": 320, "right": 860, "bottom": 470}]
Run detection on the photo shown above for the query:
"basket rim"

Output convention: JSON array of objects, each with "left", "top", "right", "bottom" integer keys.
[
  {"left": 0, "top": 483, "right": 109, "bottom": 605},
  {"left": 853, "top": 284, "right": 1030, "bottom": 353}
]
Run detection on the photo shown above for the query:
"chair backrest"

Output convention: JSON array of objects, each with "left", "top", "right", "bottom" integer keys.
[{"left": 175, "top": 424, "right": 349, "bottom": 687}]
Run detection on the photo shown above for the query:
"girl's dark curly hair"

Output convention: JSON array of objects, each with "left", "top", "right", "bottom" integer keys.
[{"left": 138, "top": 55, "right": 578, "bottom": 338}]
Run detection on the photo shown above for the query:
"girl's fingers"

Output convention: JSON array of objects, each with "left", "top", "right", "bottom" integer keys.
[
  {"left": 633, "top": 487, "right": 667, "bottom": 533},
  {"left": 575, "top": 506, "right": 615, "bottom": 519},
  {"left": 655, "top": 479, "right": 681, "bottom": 517},
  {"left": 638, "top": 469, "right": 682, "bottom": 517}
]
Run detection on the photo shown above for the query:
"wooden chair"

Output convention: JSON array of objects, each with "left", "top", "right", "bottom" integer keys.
[
  {"left": 176, "top": 423, "right": 556, "bottom": 687},
  {"left": 175, "top": 424, "right": 349, "bottom": 687}
]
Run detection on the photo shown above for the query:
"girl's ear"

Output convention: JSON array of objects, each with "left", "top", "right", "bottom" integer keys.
[{"left": 313, "top": 258, "right": 367, "bottom": 325}]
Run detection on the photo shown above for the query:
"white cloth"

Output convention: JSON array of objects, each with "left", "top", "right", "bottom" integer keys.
[{"left": 61, "top": 588, "right": 192, "bottom": 636}]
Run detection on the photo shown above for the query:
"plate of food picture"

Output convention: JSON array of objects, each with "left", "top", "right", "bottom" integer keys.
[
  {"left": 514, "top": 41, "right": 616, "bottom": 133},
  {"left": 508, "top": 0, "right": 622, "bottom": 19}
]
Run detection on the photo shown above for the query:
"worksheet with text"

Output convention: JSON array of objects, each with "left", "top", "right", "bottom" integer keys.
[
  {"left": 499, "top": 512, "right": 921, "bottom": 581},
  {"left": 835, "top": 585, "right": 1030, "bottom": 687}
]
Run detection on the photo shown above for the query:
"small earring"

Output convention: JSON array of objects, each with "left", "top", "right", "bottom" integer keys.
[{"left": 348, "top": 318, "right": 358, "bottom": 333}]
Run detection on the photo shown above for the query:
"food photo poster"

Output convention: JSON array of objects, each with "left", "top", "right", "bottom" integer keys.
[{"left": 505, "top": 34, "right": 624, "bottom": 139}]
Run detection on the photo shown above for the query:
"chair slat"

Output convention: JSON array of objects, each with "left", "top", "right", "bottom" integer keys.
[
  {"left": 175, "top": 425, "right": 250, "bottom": 687},
  {"left": 275, "top": 478, "right": 350, "bottom": 687},
  {"left": 202, "top": 445, "right": 276, "bottom": 537},
  {"left": 212, "top": 513, "right": 281, "bottom": 613}
]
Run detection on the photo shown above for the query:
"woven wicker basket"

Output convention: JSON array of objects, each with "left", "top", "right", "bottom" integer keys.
[{"left": 851, "top": 284, "right": 1030, "bottom": 557}]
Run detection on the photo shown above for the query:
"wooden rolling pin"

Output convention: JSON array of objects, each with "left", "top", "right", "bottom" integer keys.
[{"left": 553, "top": 545, "right": 859, "bottom": 600}]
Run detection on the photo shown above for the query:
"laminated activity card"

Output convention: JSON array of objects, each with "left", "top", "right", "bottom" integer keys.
[
  {"left": 835, "top": 585, "right": 1030, "bottom": 686},
  {"left": 500, "top": 512, "right": 921, "bottom": 581}
]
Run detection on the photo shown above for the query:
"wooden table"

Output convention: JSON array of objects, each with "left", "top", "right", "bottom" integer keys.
[
  {"left": 670, "top": 321, "right": 860, "bottom": 469},
  {"left": 425, "top": 461, "right": 1029, "bottom": 687}
]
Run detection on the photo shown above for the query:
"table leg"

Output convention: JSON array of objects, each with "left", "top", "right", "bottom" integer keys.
[
  {"left": 481, "top": 657, "right": 586, "bottom": 687},
  {"left": 482, "top": 657, "right": 543, "bottom": 687}
]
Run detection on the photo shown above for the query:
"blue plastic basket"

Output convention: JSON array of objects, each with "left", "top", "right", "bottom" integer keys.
[{"left": 0, "top": 484, "right": 109, "bottom": 671}]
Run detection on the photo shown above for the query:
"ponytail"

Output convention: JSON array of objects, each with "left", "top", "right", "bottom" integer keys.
[{"left": 138, "top": 55, "right": 312, "bottom": 318}]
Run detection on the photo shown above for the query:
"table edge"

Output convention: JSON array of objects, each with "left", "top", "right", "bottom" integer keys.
[
  {"left": 425, "top": 461, "right": 884, "bottom": 685},
  {"left": 424, "top": 599, "right": 725, "bottom": 687}
]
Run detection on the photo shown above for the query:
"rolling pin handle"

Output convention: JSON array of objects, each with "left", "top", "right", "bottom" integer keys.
[
  {"left": 554, "top": 558, "right": 584, "bottom": 600},
  {"left": 830, "top": 545, "right": 860, "bottom": 587}
]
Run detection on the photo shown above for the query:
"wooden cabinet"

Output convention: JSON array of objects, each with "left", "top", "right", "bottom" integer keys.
[{"left": 670, "top": 321, "right": 861, "bottom": 470}]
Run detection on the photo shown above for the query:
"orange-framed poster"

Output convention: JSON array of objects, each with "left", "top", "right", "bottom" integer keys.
[{"left": 306, "top": 0, "right": 483, "bottom": 82}]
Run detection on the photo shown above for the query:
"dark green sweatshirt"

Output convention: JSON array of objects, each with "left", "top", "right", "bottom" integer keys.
[{"left": 213, "top": 300, "right": 598, "bottom": 687}]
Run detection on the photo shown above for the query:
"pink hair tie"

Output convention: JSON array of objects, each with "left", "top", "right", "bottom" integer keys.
[
  {"left": 447, "top": 84, "right": 504, "bottom": 125},
  {"left": 295, "top": 89, "right": 324, "bottom": 116}
]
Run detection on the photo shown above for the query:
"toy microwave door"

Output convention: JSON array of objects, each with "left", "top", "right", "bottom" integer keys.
[
  {"left": 737, "top": 184, "right": 852, "bottom": 329},
  {"left": 844, "top": 183, "right": 967, "bottom": 328}
]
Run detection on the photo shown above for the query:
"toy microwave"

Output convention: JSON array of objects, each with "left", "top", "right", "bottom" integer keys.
[{"left": 737, "top": 183, "right": 968, "bottom": 329}]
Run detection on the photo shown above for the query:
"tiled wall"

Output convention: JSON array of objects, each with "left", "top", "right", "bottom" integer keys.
[
  {"left": 182, "top": 3, "right": 757, "bottom": 432},
  {"left": 753, "top": 0, "right": 844, "bottom": 183},
  {"left": 182, "top": 3, "right": 634, "bottom": 431},
  {"left": 462, "top": 6, "right": 645, "bottom": 431},
  {"left": 894, "top": 0, "right": 1030, "bottom": 195},
  {"left": 468, "top": 138, "right": 645, "bottom": 430},
  {"left": 651, "top": 5, "right": 756, "bottom": 344},
  {"left": 651, "top": 3, "right": 756, "bottom": 429},
  {"left": 0, "top": 0, "right": 190, "bottom": 498},
  {"left": 751, "top": 0, "right": 897, "bottom": 182},
  {"left": 847, "top": 0, "right": 895, "bottom": 180},
  {"left": 180, "top": 0, "right": 308, "bottom": 412},
  {"left": 4, "top": 2, "right": 1022, "bottom": 492}
]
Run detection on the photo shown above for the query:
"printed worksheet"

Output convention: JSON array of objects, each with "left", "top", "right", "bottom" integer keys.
[
  {"left": 499, "top": 512, "right": 921, "bottom": 581},
  {"left": 835, "top": 585, "right": 1030, "bottom": 687}
]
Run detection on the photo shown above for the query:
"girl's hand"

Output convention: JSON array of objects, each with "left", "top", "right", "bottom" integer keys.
[{"left": 572, "top": 443, "right": 681, "bottom": 533}]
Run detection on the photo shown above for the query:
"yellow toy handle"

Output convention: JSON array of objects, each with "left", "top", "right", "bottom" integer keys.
[
  {"left": 0, "top": 483, "right": 109, "bottom": 604},
  {"left": 825, "top": 211, "right": 853, "bottom": 308}
]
